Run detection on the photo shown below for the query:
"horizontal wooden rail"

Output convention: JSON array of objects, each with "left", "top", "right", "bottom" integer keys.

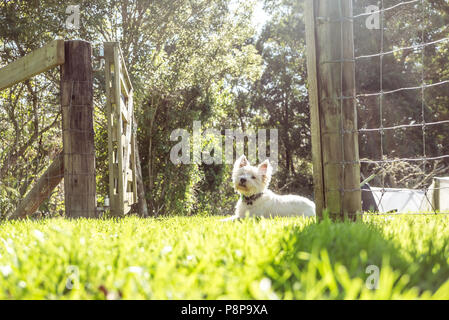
[{"left": 0, "top": 40, "right": 65, "bottom": 91}]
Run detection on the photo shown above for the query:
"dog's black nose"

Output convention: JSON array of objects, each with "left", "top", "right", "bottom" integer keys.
[{"left": 240, "top": 178, "right": 247, "bottom": 184}]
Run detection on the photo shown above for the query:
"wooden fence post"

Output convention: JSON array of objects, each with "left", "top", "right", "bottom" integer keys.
[
  {"left": 305, "top": 0, "right": 361, "bottom": 221},
  {"left": 60, "top": 40, "right": 97, "bottom": 218}
]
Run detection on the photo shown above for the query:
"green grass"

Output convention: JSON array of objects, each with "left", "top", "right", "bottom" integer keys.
[{"left": 0, "top": 215, "right": 448, "bottom": 299}]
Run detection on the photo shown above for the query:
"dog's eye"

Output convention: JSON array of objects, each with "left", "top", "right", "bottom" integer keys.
[{"left": 252, "top": 175, "right": 256, "bottom": 179}]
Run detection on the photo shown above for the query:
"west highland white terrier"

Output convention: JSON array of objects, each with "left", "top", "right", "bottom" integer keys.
[{"left": 228, "top": 155, "right": 316, "bottom": 219}]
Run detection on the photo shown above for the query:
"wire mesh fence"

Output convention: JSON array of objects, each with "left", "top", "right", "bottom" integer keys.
[
  {"left": 306, "top": 0, "right": 449, "bottom": 218},
  {"left": 354, "top": 0, "right": 449, "bottom": 215}
]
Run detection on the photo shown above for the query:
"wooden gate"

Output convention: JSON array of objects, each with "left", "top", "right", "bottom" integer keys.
[{"left": 104, "top": 42, "right": 137, "bottom": 216}]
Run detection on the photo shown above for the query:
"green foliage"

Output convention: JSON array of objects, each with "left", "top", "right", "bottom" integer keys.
[
  {"left": 0, "top": 0, "right": 264, "bottom": 217},
  {"left": 133, "top": 0, "right": 264, "bottom": 215},
  {"left": 0, "top": 183, "right": 19, "bottom": 218},
  {"left": 0, "top": 0, "right": 448, "bottom": 217},
  {"left": 0, "top": 215, "right": 448, "bottom": 299},
  {"left": 242, "top": 0, "right": 314, "bottom": 196}
]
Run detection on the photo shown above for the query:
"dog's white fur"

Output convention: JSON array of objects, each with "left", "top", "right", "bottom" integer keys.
[{"left": 230, "top": 155, "right": 316, "bottom": 218}]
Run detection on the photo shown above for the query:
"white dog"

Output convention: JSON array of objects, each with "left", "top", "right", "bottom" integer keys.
[{"left": 228, "top": 155, "right": 316, "bottom": 219}]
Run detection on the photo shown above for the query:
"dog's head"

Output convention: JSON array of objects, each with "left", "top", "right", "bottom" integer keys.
[{"left": 232, "top": 155, "right": 272, "bottom": 196}]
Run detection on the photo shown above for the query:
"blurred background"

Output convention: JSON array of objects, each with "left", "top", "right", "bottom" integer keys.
[{"left": 0, "top": 0, "right": 447, "bottom": 218}]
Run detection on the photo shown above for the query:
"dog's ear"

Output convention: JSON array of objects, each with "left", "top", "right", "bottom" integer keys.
[
  {"left": 235, "top": 155, "right": 249, "bottom": 168},
  {"left": 258, "top": 159, "right": 272, "bottom": 176}
]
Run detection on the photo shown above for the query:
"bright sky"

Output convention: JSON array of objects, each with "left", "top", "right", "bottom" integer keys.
[
  {"left": 230, "top": 0, "right": 270, "bottom": 34},
  {"left": 252, "top": 1, "right": 270, "bottom": 33}
]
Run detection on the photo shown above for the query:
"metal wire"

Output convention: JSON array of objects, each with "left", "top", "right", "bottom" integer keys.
[
  {"left": 318, "top": 79, "right": 449, "bottom": 101},
  {"left": 364, "top": 155, "right": 449, "bottom": 163},
  {"left": 357, "top": 79, "right": 449, "bottom": 97},
  {"left": 419, "top": 0, "right": 439, "bottom": 214},
  {"left": 355, "top": 37, "right": 449, "bottom": 60},
  {"left": 359, "top": 212, "right": 449, "bottom": 216},
  {"left": 377, "top": 0, "right": 387, "bottom": 209},
  {"left": 353, "top": 0, "right": 420, "bottom": 18},
  {"left": 360, "top": 120, "right": 449, "bottom": 132},
  {"left": 326, "top": 186, "right": 449, "bottom": 193}
]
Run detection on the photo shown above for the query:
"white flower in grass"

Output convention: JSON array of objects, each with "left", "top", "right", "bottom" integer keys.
[
  {"left": 161, "top": 246, "right": 172, "bottom": 255},
  {"left": 1, "top": 238, "right": 15, "bottom": 255},
  {"left": 259, "top": 277, "right": 272, "bottom": 292},
  {"left": 268, "top": 292, "right": 280, "bottom": 300},
  {"left": 0, "top": 265, "right": 12, "bottom": 277},
  {"left": 33, "top": 230, "right": 45, "bottom": 242},
  {"left": 259, "top": 277, "right": 279, "bottom": 300},
  {"left": 293, "top": 282, "right": 301, "bottom": 291},
  {"left": 127, "top": 266, "right": 144, "bottom": 274}
]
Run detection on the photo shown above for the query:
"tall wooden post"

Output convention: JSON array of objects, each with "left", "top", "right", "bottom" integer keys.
[
  {"left": 60, "top": 40, "right": 97, "bottom": 218},
  {"left": 305, "top": 0, "right": 361, "bottom": 221}
]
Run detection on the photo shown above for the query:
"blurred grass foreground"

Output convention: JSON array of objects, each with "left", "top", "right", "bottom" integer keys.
[{"left": 0, "top": 215, "right": 449, "bottom": 299}]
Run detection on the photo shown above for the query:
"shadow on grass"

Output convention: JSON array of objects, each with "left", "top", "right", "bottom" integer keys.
[{"left": 264, "top": 217, "right": 449, "bottom": 298}]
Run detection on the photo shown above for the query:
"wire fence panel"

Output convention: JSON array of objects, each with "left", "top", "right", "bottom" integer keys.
[
  {"left": 354, "top": 0, "right": 449, "bottom": 215},
  {"left": 306, "top": 0, "right": 449, "bottom": 217}
]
